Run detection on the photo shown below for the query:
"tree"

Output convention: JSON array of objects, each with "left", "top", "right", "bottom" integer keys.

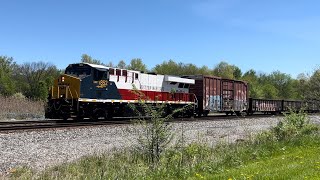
[
  {"left": 105, "top": 61, "right": 114, "bottom": 67},
  {"left": 306, "top": 69, "right": 320, "bottom": 100},
  {"left": 153, "top": 60, "right": 180, "bottom": 75},
  {"left": 269, "top": 71, "right": 293, "bottom": 99},
  {"left": 233, "top": 66, "right": 242, "bottom": 79},
  {"left": 261, "top": 84, "right": 278, "bottom": 99},
  {"left": 242, "top": 69, "right": 261, "bottom": 98},
  {"left": 198, "top": 65, "right": 212, "bottom": 75},
  {"left": 15, "top": 62, "right": 60, "bottom": 99},
  {"left": 242, "top": 69, "right": 257, "bottom": 83},
  {"left": 127, "top": 58, "right": 147, "bottom": 72},
  {"left": 0, "top": 56, "right": 16, "bottom": 95},
  {"left": 80, "top": 54, "right": 103, "bottom": 65},
  {"left": 153, "top": 60, "right": 206, "bottom": 76},
  {"left": 116, "top": 60, "right": 127, "bottom": 69},
  {"left": 291, "top": 74, "right": 308, "bottom": 100},
  {"left": 212, "top": 61, "right": 241, "bottom": 79},
  {"left": 181, "top": 63, "right": 199, "bottom": 75}
]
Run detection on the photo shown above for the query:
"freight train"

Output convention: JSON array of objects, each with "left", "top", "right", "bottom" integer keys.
[{"left": 45, "top": 63, "right": 320, "bottom": 120}]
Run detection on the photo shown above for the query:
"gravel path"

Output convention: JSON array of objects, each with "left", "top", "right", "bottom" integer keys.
[{"left": 1, "top": 115, "right": 320, "bottom": 176}]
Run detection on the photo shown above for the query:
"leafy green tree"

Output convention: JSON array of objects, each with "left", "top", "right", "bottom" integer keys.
[
  {"left": 294, "top": 73, "right": 309, "bottom": 100},
  {"left": 80, "top": 54, "right": 103, "bottom": 65},
  {"left": 127, "top": 58, "right": 147, "bottom": 72},
  {"left": 15, "top": 62, "right": 60, "bottom": 99},
  {"left": 117, "top": 60, "right": 127, "bottom": 69},
  {"left": 212, "top": 61, "right": 241, "bottom": 79},
  {"left": 269, "top": 71, "right": 293, "bottom": 99},
  {"left": 261, "top": 84, "right": 279, "bottom": 99},
  {"left": 153, "top": 60, "right": 206, "bottom": 76},
  {"left": 0, "top": 56, "right": 16, "bottom": 96},
  {"left": 233, "top": 66, "right": 242, "bottom": 79},
  {"left": 198, "top": 65, "right": 212, "bottom": 75},
  {"left": 242, "top": 69, "right": 257, "bottom": 83},
  {"left": 306, "top": 69, "right": 320, "bottom": 100},
  {"left": 34, "top": 81, "right": 48, "bottom": 100},
  {"left": 242, "top": 69, "right": 261, "bottom": 98},
  {"left": 153, "top": 60, "right": 180, "bottom": 75}
]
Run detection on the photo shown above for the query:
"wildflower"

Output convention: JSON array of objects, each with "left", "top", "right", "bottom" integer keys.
[
  {"left": 228, "top": 178, "right": 232, "bottom": 180},
  {"left": 195, "top": 173, "right": 204, "bottom": 179}
]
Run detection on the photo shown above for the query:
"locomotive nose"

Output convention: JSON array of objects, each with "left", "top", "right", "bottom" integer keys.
[{"left": 51, "top": 75, "right": 81, "bottom": 100}]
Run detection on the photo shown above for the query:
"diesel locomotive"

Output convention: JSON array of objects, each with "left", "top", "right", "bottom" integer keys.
[{"left": 45, "top": 63, "right": 197, "bottom": 120}]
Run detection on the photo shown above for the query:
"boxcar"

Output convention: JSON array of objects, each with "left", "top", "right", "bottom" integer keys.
[
  {"left": 221, "top": 78, "right": 248, "bottom": 115},
  {"left": 184, "top": 75, "right": 222, "bottom": 116}
]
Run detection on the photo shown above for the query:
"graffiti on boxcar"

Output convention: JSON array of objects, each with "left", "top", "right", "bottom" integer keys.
[{"left": 205, "top": 95, "right": 221, "bottom": 111}]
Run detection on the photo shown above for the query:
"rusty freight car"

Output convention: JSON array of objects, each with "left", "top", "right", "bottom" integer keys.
[
  {"left": 221, "top": 78, "right": 248, "bottom": 115},
  {"left": 248, "top": 98, "right": 283, "bottom": 115},
  {"left": 183, "top": 75, "right": 222, "bottom": 116}
]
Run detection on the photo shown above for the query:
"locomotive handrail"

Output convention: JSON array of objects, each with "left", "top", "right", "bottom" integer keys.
[{"left": 67, "top": 86, "right": 74, "bottom": 107}]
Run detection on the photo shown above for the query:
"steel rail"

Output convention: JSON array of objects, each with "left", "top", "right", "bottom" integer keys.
[{"left": 0, "top": 113, "right": 280, "bottom": 133}]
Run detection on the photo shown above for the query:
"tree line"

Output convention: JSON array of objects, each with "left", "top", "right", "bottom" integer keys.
[{"left": 1, "top": 54, "right": 319, "bottom": 101}]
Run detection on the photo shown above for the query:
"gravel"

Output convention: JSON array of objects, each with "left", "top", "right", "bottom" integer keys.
[{"left": 1, "top": 115, "right": 320, "bottom": 176}]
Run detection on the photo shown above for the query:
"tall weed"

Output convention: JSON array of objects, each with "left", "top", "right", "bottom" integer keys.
[
  {"left": 272, "top": 109, "right": 318, "bottom": 141},
  {"left": 0, "top": 95, "right": 45, "bottom": 119}
]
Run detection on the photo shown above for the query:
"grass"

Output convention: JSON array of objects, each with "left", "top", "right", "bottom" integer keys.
[
  {"left": 9, "top": 111, "right": 320, "bottom": 179},
  {"left": 0, "top": 95, "right": 45, "bottom": 119},
  {"left": 207, "top": 136, "right": 320, "bottom": 179}
]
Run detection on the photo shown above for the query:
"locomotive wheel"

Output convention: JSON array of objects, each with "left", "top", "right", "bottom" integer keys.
[{"left": 92, "top": 109, "right": 109, "bottom": 121}]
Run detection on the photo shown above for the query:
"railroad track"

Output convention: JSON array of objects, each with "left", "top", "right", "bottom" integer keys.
[
  {"left": 0, "top": 113, "right": 280, "bottom": 133},
  {"left": 0, "top": 119, "right": 132, "bottom": 133}
]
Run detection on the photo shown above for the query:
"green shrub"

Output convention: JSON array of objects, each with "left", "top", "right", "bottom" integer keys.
[{"left": 272, "top": 109, "right": 318, "bottom": 141}]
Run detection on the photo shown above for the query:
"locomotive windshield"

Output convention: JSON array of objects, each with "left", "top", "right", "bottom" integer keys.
[
  {"left": 65, "top": 64, "right": 109, "bottom": 80},
  {"left": 65, "top": 64, "right": 91, "bottom": 78},
  {"left": 93, "top": 68, "right": 109, "bottom": 81}
]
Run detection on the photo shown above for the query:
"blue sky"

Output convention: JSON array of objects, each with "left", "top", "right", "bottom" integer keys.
[{"left": 1, "top": 0, "right": 319, "bottom": 78}]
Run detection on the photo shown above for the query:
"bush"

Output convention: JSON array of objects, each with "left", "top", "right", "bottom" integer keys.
[{"left": 272, "top": 109, "right": 318, "bottom": 141}]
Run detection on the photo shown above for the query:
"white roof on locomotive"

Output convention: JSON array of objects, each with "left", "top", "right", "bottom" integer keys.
[
  {"left": 82, "top": 63, "right": 140, "bottom": 73},
  {"left": 164, "top": 75, "right": 194, "bottom": 84},
  {"left": 81, "top": 62, "right": 194, "bottom": 84},
  {"left": 82, "top": 63, "right": 109, "bottom": 70}
]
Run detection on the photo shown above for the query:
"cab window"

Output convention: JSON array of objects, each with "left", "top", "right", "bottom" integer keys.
[
  {"left": 109, "top": 68, "right": 115, "bottom": 75},
  {"left": 94, "top": 69, "right": 107, "bottom": 81}
]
